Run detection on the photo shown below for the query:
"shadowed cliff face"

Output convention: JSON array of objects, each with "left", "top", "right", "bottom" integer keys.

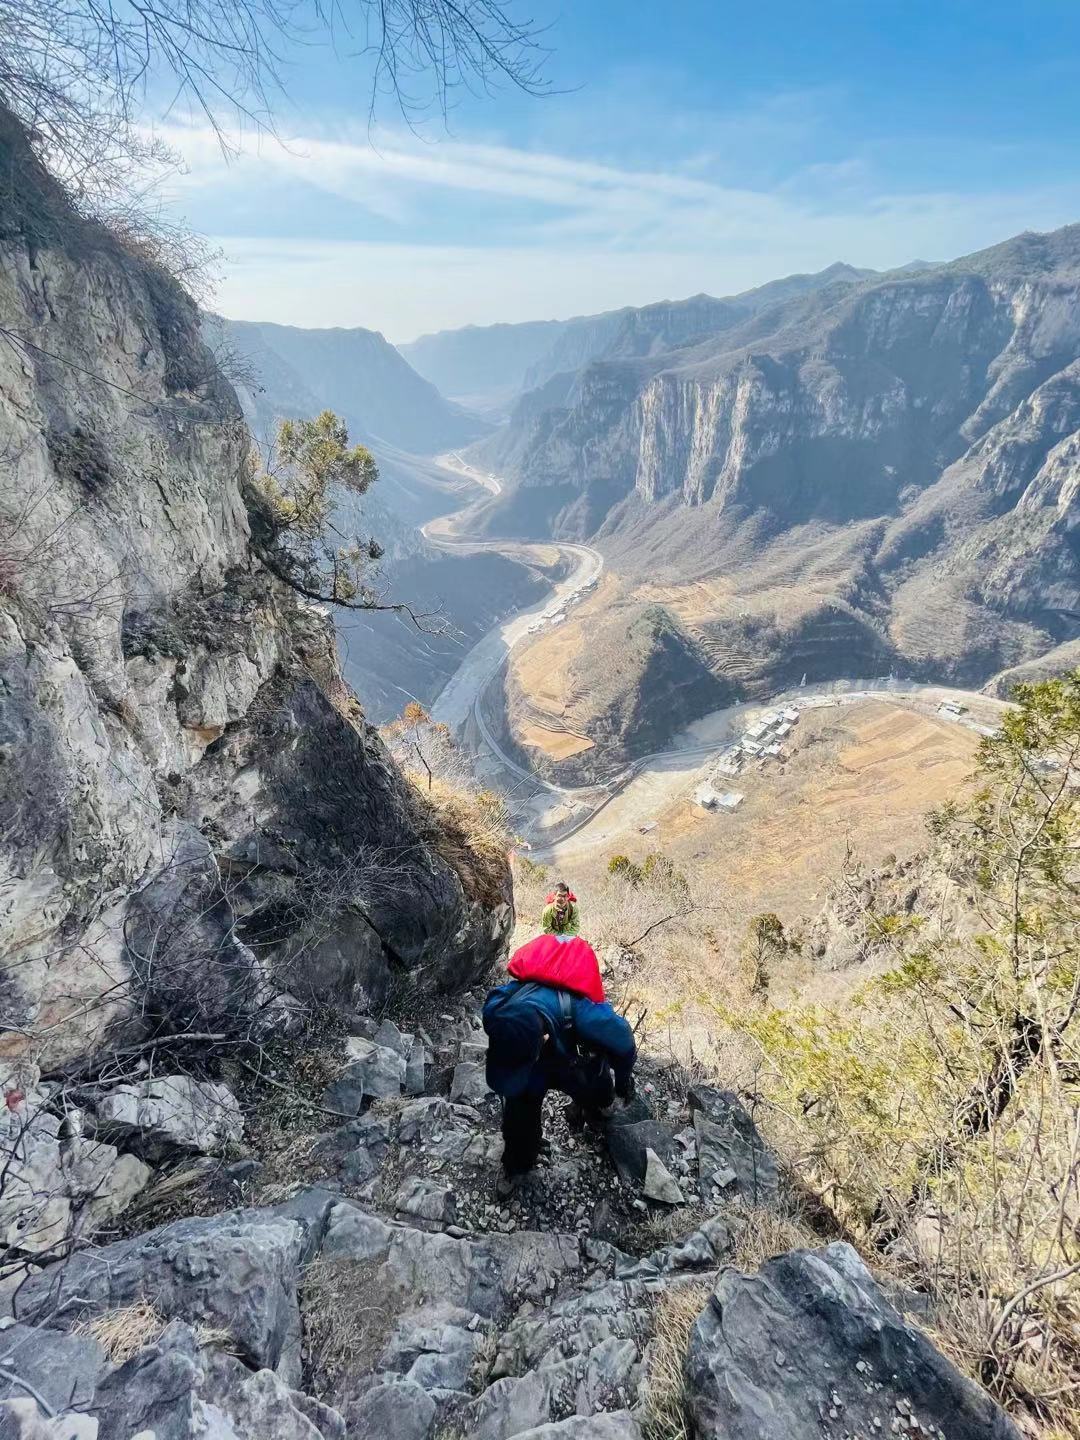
[{"left": 0, "top": 113, "right": 510, "bottom": 1072}]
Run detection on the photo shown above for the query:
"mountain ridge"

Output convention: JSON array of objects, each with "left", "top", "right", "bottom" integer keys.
[
  {"left": 468, "top": 222, "right": 1080, "bottom": 774},
  {"left": 210, "top": 314, "right": 490, "bottom": 454}
]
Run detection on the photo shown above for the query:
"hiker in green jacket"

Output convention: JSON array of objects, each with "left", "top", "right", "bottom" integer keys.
[{"left": 541, "top": 881, "right": 580, "bottom": 935}]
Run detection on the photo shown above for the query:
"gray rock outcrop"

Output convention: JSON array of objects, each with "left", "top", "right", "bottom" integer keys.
[
  {"left": 1, "top": 1067, "right": 151, "bottom": 1254},
  {"left": 0, "top": 107, "right": 511, "bottom": 1077},
  {"left": 89, "top": 1075, "right": 243, "bottom": 1159},
  {"left": 14, "top": 1209, "right": 307, "bottom": 1382},
  {"left": 686, "top": 1242, "right": 1021, "bottom": 1439}
]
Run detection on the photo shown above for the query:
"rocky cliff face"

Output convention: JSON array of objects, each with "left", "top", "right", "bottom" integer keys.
[
  {"left": 0, "top": 114, "right": 510, "bottom": 1077},
  {"left": 472, "top": 230, "right": 1080, "bottom": 763}
]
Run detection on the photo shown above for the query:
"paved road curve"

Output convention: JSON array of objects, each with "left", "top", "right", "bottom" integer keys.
[
  {"left": 425, "top": 454, "right": 602, "bottom": 780},
  {"left": 420, "top": 455, "right": 1008, "bottom": 851}
]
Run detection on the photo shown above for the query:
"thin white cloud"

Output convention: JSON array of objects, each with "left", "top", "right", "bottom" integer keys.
[{"left": 154, "top": 119, "right": 1080, "bottom": 335}]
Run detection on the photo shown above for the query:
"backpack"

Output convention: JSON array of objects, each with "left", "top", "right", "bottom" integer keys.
[{"left": 485, "top": 980, "right": 577, "bottom": 1055}]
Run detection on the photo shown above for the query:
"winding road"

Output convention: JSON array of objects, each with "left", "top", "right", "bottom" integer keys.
[
  {"left": 421, "top": 454, "right": 1009, "bottom": 855},
  {"left": 424, "top": 454, "right": 603, "bottom": 792}
]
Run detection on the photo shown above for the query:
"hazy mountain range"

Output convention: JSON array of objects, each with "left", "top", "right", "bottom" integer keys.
[{"left": 208, "top": 316, "right": 488, "bottom": 454}]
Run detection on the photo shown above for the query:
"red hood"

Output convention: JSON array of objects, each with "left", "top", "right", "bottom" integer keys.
[{"left": 507, "top": 933, "right": 604, "bottom": 1003}]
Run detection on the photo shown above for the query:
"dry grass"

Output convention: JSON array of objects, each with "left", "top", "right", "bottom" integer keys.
[
  {"left": 73, "top": 1300, "right": 238, "bottom": 1365},
  {"left": 74, "top": 1299, "right": 167, "bottom": 1363},
  {"left": 726, "top": 1201, "right": 820, "bottom": 1273},
  {"left": 642, "top": 1282, "right": 712, "bottom": 1440},
  {"left": 415, "top": 776, "right": 511, "bottom": 908},
  {"left": 301, "top": 1257, "right": 398, "bottom": 1399}
]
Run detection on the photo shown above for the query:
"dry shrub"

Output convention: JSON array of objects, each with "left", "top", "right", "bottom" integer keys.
[
  {"left": 642, "top": 1282, "right": 712, "bottom": 1440},
  {"left": 417, "top": 777, "right": 511, "bottom": 908},
  {"left": 301, "top": 1257, "right": 397, "bottom": 1398},
  {"left": 708, "top": 674, "right": 1080, "bottom": 1436},
  {"left": 75, "top": 1299, "right": 167, "bottom": 1363}
]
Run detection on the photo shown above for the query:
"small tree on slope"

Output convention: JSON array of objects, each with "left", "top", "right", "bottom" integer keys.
[{"left": 720, "top": 670, "right": 1080, "bottom": 1428}]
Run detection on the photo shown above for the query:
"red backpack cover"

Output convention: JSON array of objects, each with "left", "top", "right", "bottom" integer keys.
[{"left": 507, "top": 933, "right": 605, "bottom": 1004}]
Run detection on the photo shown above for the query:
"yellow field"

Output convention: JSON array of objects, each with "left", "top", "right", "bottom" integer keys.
[
  {"left": 520, "top": 723, "right": 595, "bottom": 760},
  {"left": 568, "top": 700, "right": 980, "bottom": 931}
]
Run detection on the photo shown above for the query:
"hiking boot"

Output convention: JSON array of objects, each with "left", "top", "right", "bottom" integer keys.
[
  {"left": 496, "top": 1169, "right": 533, "bottom": 1199},
  {"left": 564, "top": 1102, "right": 586, "bottom": 1132}
]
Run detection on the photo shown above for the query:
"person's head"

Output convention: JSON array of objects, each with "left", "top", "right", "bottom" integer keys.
[{"left": 554, "top": 881, "right": 570, "bottom": 908}]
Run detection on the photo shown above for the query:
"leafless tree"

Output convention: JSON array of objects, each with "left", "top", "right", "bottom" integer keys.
[{"left": 0, "top": 0, "right": 552, "bottom": 173}]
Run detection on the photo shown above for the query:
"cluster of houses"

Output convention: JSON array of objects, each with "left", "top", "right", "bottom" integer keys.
[
  {"left": 692, "top": 705, "right": 802, "bottom": 813},
  {"left": 525, "top": 576, "right": 599, "bottom": 635}
]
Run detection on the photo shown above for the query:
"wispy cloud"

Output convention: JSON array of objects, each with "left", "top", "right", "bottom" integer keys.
[{"left": 153, "top": 116, "right": 1080, "bottom": 337}]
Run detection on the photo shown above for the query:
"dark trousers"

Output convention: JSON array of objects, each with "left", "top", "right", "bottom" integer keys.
[{"left": 501, "top": 1055, "right": 615, "bottom": 1175}]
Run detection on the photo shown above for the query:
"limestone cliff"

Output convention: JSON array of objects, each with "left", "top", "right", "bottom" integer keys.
[
  {"left": 466, "top": 231, "right": 1079, "bottom": 769},
  {"left": 0, "top": 111, "right": 510, "bottom": 1074}
]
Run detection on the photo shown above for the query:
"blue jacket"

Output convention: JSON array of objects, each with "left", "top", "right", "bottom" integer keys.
[{"left": 483, "top": 980, "right": 636, "bottom": 1099}]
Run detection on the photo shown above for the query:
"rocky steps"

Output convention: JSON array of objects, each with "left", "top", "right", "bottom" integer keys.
[{"left": 0, "top": 989, "right": 1020, "bottom": 1440}]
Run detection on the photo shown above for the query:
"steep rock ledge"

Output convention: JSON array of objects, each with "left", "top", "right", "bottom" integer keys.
[{"left": 0, "top": 111, "right": 510, "bottom": 1075}]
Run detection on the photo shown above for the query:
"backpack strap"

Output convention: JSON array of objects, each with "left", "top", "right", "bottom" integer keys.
[{"left": 555, "top": 989, "right": 577, "bottom": 1054}]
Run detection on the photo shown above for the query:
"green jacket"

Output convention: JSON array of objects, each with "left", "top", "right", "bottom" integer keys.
[{"left": 541, "top": 900, "right": 580, "bottom": 935}]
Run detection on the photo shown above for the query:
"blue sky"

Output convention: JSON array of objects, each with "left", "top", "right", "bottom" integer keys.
[{"left": 152, "top": 0, "right": 1080, "bottom": 340}]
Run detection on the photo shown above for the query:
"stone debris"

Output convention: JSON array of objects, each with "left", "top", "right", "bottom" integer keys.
[
  {"left": 89, "top": 1074, "right": 243, "bottom": 1158},
  {"left": 690, "top": 1087, "right": 780, "bottom": 1205},
  {"left": 641, "top": 1149, "right": 684, "bottom": 1205}
]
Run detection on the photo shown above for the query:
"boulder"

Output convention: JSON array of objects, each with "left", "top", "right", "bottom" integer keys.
[
  {"left": 319, "top": 1204, "right": 582, "bottom": 1320},
  {"left": 90, "top": 1075, "right": 243, "bottom": 1158},
  {"left": 686, "top": 1242, "right": 1021, "bottom": 1440},
  {"left": 690, "top": 1090, "right": 779, "bottom": 1205},
  {"left": 513, "top": 1419, "right": 642, "bottom": 1439},
  {"left": 321, "top": 1040, "right": 405, "bottom": 1115},
  {"left": 0, "top": 1325, "right": 106, "bottom": 1414},
  {"left": 88, "top": 1321, "right": 341, "bottom": 1439},
  {"left": 343, "top": 1378, "right": 435, "bottom": 1440},
  {"left": 14, "top": 1209, "right": 306, "bottom": 1384},
  {"left": 0, "top": 1399, "right": 98, "bottom": 1438},
  {"left": 1, "top": 1071, "right": 150, "bottom": 1254},
  {"left": 449, "top": 1062, "right": 491, "bottom": 1104},
  {"left": 642, "top": 1150, "right": 684, "bottom": 1206},
  {"left": 374, "top": 1020, "right": 412, "bottom": 1058},
  {"left": 394, "top": 1178, "right": 457, "bottom": 1228},
  {"left": 379, "top": 1305, "right": 484, "bottom": 1391},
  {"left": 605, "top": 1100, "right": 678, "bottom": 1186},
  {"left": 404, "top": 1039, "right": 427, "bottom": 1096}
]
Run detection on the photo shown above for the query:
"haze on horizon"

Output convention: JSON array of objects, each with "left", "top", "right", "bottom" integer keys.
[{"left": 150, "top": 0, "right": 1080, "bottom": 342}]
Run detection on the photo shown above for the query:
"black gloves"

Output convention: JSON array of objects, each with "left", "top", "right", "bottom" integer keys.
[{"left": 615, "top": 1075, "right": 636, "bottom": 1104}]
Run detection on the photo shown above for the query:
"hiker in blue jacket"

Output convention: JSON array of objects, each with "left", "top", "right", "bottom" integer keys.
[{"left": 482, "top": 976, "right": 637, "bottom": 1197}]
